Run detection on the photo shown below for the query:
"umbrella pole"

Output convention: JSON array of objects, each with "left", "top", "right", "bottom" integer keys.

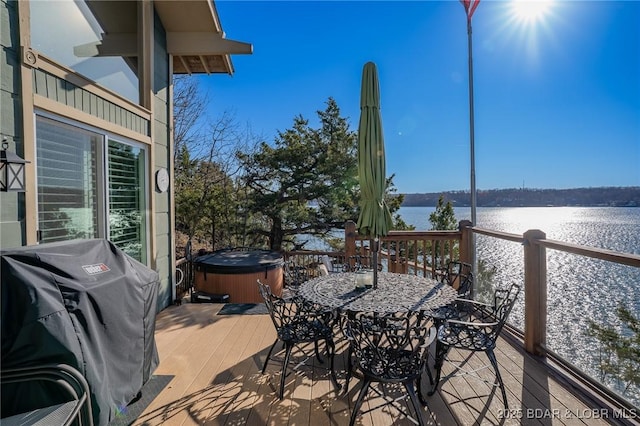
[{"left": 373, "top": 238, "right": 379, "bottom": 289}]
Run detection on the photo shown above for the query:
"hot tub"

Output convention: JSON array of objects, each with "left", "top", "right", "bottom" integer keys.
[{"left": 193, "top": 249, "right": 284, "bottom": 303}]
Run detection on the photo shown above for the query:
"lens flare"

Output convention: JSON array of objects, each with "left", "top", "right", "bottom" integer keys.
[{"left": 511, "top": 0, "right": 553, "bottom": 24}]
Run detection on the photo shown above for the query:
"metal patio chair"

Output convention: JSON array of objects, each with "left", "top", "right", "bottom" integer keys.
[
  {"left": 257, "top": 280, "right": 340, "bottom": 399},
  {"left": 344, "top": 310, "right": 437, "bottom": 426},
  {"left": 428, "top": 283, "right": 521, "bottom": 410},
  {"left": 283, "top": 260, "right": 312, "bottom": 294},
  {"left": 1, "top": 363, "right": 93, "bottom": 426},
  {"left": 347, "top": 254, "right": 383, "bottom": 272},
  {"left": 436, "top": 260, "right": 473, "bottom": 298}
]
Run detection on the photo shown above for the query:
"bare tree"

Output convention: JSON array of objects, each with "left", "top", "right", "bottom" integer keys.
[
  {"left": 173, "top": 75, "right": 262, "bottom": 250},
  {"left": 195, "top": 112, "right": 261, "bottom": 249},
  {"left": 173, "top": 75, "right": 207, "bottom": 163}
]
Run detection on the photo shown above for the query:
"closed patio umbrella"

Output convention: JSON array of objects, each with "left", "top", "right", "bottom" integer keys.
[{"left": 356, "top": 61, "right": 393, "bottom": 288}]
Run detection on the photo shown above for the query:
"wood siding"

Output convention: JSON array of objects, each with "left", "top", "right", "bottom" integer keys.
[
  {"left": 194, "top": 268, "right": 284, "bottom": 304},
  {"left": 152, "top": 9, "right": 173, "bottom": 311},
  {"left": 32, "top": 68, "right": 150, "bottom": 137}
]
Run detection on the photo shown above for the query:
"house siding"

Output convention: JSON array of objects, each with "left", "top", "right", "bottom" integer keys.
[
  {"left": 32, "top": 68, "right": 151, "bottom": 137},
  {"left": 1, "top": 0, "right": 176, "bottom": 311},
  {"left": 0, "top": 0, "right": 26, "bottom": 249},
  {"left": 153, "top": 10, "right": 173, "bottom": 310}
]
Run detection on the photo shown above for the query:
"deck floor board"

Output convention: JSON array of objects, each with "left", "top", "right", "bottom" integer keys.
[{"left": 134, "top": 303, "right": 625, "bottom": 426}]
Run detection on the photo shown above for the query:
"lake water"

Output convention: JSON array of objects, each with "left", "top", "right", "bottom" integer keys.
[{"left": 399, "top": 206, "right": 640, "bottom": 405}]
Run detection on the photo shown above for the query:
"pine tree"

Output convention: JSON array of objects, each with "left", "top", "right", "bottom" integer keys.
[{"left": 587, "top": 304, "right": 640, "bottom": 398}]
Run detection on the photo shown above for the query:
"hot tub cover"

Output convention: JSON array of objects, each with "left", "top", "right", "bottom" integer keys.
[
  {"left": 194, "top": 248, "right": 283, "bottom": 274},
  {"left": 1, "top": 239, "right": 160, "bottom": 426}
]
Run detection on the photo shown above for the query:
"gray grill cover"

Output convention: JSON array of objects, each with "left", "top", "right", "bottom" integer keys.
[{"left": 1, "top": 239, "right": 160, "bottom": 426}]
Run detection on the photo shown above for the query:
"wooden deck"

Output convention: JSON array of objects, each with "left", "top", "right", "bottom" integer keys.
[{"left": 134, "top": 302, "right": 629, "bottom": 426}]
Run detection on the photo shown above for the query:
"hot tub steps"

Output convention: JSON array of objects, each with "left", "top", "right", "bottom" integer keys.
[{"left": 190, "top": 291, "right": 230, "bottom": 304}]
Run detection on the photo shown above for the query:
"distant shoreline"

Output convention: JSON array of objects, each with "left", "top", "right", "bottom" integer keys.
[
  {"left": 400, "top": 204, "right": 640, "bottom": 208},
  {"left": 400, "top": 186, "right": 640, "bottom": 208}
]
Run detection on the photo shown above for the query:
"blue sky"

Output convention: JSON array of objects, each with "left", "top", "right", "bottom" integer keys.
[{"left": 199, "top": 0, "right": 640, "bottom": 194}]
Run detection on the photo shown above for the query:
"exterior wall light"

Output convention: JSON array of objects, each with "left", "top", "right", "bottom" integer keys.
[{"left": 0, "top": 138, "right": 30, "bottom": 192}]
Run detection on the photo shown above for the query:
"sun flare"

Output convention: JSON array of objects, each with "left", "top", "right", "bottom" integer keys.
[{"left": 511, "top": 0, "right": 553, "bottom": 23}]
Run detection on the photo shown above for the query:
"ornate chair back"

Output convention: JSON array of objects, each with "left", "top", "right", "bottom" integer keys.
[
  {"left": 428, "top": 283, "right": 521, "bottom": 410},
  {"left": 344, "top": 310, "right": 436, "bottom": 426},
  {"left": 283, "top": 260, "right": 310, "bottom": 293},
  {"left": 486, "top": 283, "right": 520, "bottom": 341},
  {"left": 256, "top": 280, "right": 340, "bottom": 399},
  {"left": 258, "top": 279, "right": 295, "bottom": 330},
  {"left": 347, "top": 311, "right": 434, "bottom": 381},
  {"left": 439, "top": 260, "right": 473, "bottom": 297}
]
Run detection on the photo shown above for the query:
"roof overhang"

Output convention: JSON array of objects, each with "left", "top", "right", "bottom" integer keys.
[
  {"left": 155, "top": 0, "right": 252, "bottom": 75},
  {"left": 74, "top": 0, "right": 252, "bottom": 75}
]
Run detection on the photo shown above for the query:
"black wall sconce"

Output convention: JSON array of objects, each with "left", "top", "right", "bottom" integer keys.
[{"left": 0, "top": 137, "right": 30, "bottom": 192}]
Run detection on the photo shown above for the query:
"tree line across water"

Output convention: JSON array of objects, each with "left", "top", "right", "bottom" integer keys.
[{"left": 402, "top": 186, "right": 640, "bottom": 208}]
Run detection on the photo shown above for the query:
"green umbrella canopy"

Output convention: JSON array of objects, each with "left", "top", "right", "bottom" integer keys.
[{"left": 356, "top": 62, "right": 393, "bottom": 238}]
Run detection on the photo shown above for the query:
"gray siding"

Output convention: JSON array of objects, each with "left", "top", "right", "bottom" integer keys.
[
  {"left": 0, "top": 0, "right": 25, "bottom": 249},
  {"left": 32, "top": 69, "right": 151, "bottom": 137},
  {"left": 153, "top": 10, "right": 172, "bottom": 310},
  {"left": 1, "top": 1, "right": 175, "bottom": 313}
]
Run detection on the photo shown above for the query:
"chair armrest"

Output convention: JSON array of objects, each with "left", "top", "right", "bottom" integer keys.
[
  {"left": 443, "top": 318, "right": 500, "bottom": 329},
  {"left": 451, "top": 298, "right": 495, "bottom": 318},
  {"left": 289, "top": 296, "right": 337, "bottom": 322},
  {"left": 455, "top": 299, "right": 494, "bottom": 310}
]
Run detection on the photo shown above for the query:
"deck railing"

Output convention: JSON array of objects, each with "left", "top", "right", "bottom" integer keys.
[
  {"left": 467, "top": 223, "right": 640, "bottom": 411},
  {"left": 343, "top": 220, "right": 470, "bottom": 276},
  {"left": 175, "top": 257, "right": 194, "bottom": 300},
  {"left": 342, "top": 219, "right": 640, "bottom": 359},
  {"left": 465, "top": 225, "right": 640, "bottom": 357}
]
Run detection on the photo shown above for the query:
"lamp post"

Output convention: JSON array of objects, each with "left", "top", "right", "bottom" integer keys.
[{"left": 0, "top": 138, "right": 30, "bottom": 192}]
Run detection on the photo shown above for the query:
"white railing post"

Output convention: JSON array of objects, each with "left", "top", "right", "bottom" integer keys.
[{"left": 523, "top": 229, "right": 547, "bottom": 356}]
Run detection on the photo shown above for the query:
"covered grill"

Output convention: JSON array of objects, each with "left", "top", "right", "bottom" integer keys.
[
  {"left": 194, "top": 248, "right": 283, "bottom": 303},
  {"left": 1, "top": 239, "right": 160, "bottom": 426}
]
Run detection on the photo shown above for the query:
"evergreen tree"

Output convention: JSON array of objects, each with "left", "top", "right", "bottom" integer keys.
[
  {"left": 237, "top": 98, "right": 360, "bottom": 250},
  {"left": 425, "top": 195, "right": 458, "bottom": 267},
  {"left": 237, "top": 98, "right": 405, "bottom": 251},
  {"left": 429, "top": 195, "right": 457, "bottom": 231},
  {"left": 587, "top": 304, "right": 640, "bottom": 398}
]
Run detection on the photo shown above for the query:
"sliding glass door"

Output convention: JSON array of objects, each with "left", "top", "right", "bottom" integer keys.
[
  {"left": 108, "top": 140, "right": 147, "bottom": 263},
  {"left": 36, "top": 118, "right": 102, "bottom": 243},
  {"left": 36, "top": 116, "right": 149, "bottom": 263}
]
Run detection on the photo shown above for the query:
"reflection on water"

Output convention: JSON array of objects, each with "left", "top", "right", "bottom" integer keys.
[{"left": 399, "top": 206, "right": 640, "bottom": 405}]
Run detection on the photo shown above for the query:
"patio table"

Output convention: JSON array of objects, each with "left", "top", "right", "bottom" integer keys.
[{"left": 298, "top": 271, "right": 458, "bottom": 314}]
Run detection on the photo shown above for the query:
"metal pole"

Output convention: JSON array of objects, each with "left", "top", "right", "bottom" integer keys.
[
  {"left": 467, "top": 18, "right": 476, "bottom": 228},
  {"left": 466, "top": 15, "right": 478, "bottom": 278}
]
